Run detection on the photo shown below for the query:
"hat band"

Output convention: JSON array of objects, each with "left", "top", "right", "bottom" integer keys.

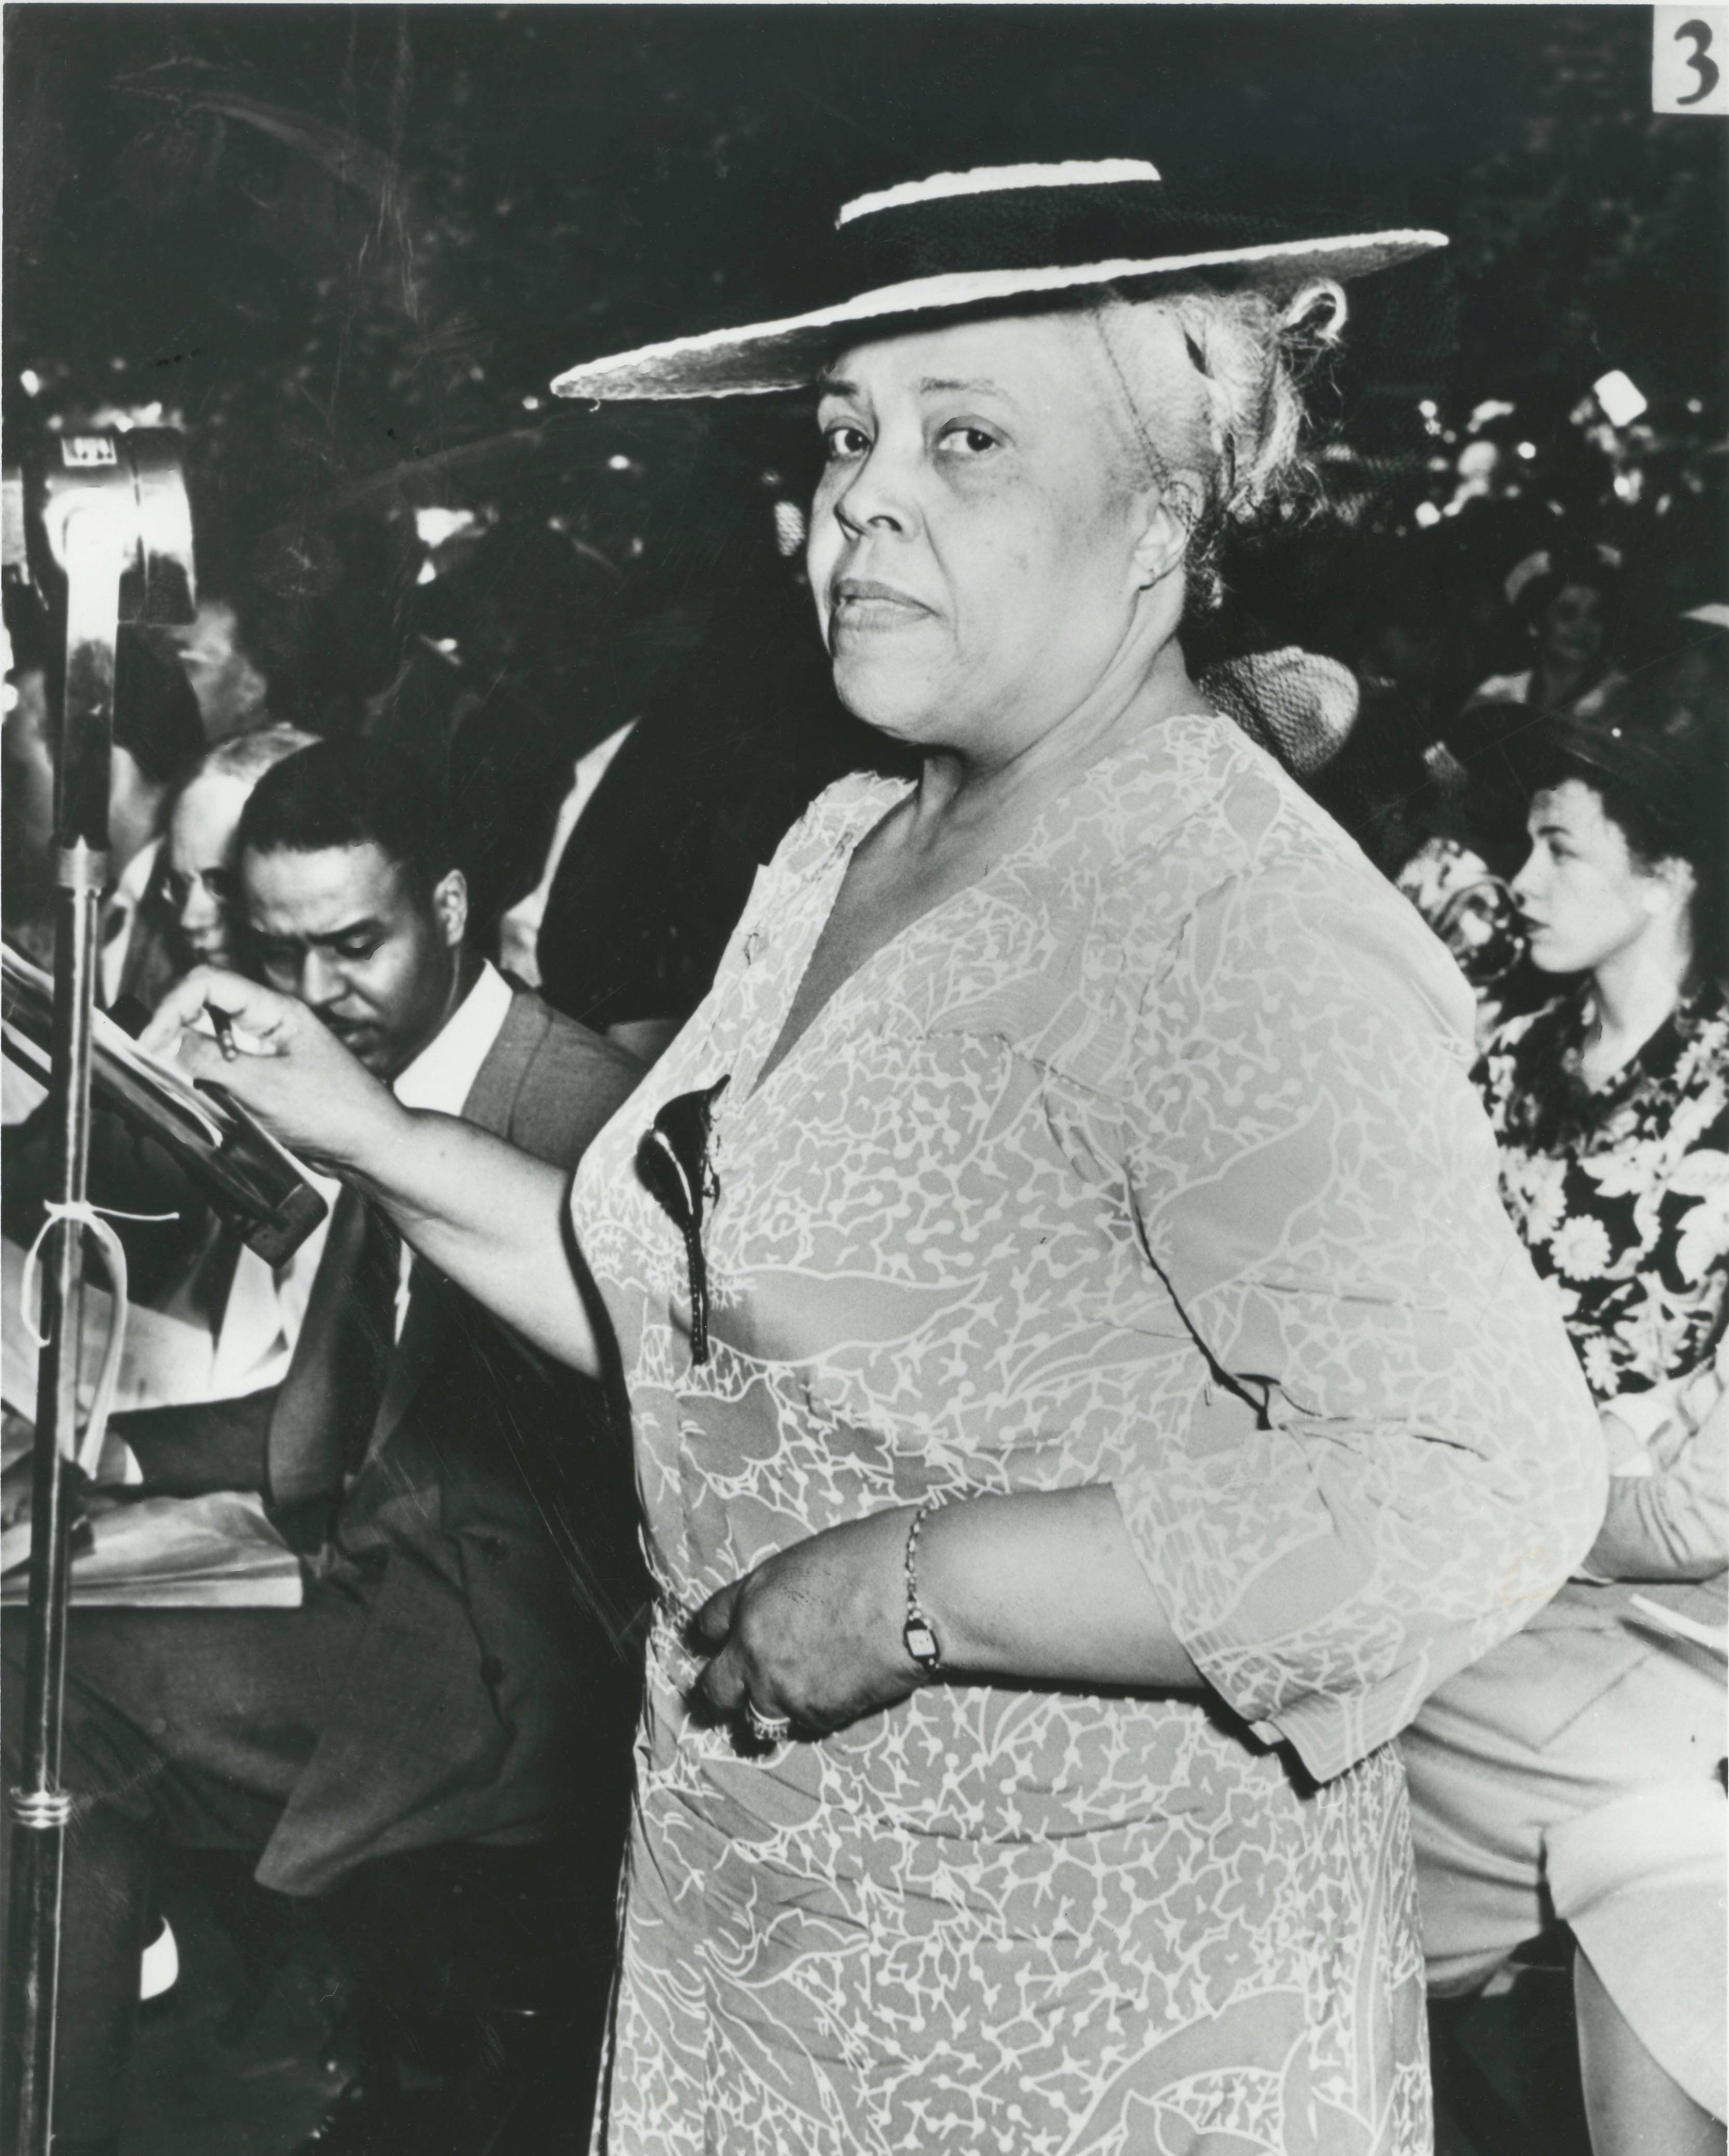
[{"left": 835, "top": 182, "right": 1295, "bottom": 292}]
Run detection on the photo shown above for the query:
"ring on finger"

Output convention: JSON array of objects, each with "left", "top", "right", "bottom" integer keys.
[{"left": 744, "top": 1702, "right": 792, "bottom": 1745}]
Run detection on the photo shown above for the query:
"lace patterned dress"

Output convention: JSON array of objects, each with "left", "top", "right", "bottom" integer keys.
[{"left": 570, "top": 714, "right": 1604, "bottom": 2156}]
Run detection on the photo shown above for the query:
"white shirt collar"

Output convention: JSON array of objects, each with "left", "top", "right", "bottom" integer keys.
[
  {"left": 114, "top": 837, "right": 162, "bottom": 910},
  {"left": 100, "top": 838, "right": 163, "bottom": 1008},
  {"left": 496, "top": 718, "right": 638, "bottom": 986},
  {"left": 390, "top": 959, "right": 514, "bottom": 1116}
]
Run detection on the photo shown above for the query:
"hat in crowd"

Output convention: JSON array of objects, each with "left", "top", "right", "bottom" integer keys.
[
  {"left": 1503, "top": 539, "right": 1623, "bottom": 623},
  {"left": 552, "top": 160, "right": 1447, "bottom": 401},
  {"left": 1535, "top": 683, "right": 1725, "bottom": 851},
  {"left": 1442, "top": 694, "right": 1543, "bottom": 777},
  {"left": 1200, "top": 646, "right": 1361, "bottom": 777}
]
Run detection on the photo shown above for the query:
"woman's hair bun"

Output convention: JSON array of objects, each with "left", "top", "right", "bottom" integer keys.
[
  {"left": 1093, "top": 275, "right": 1350, "bottom": 612},
  {"left": 1277, "top": 278, "right": 1348, "bottom": 349}
]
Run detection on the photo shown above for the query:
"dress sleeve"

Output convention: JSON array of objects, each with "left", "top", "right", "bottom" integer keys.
[
  {"left": 1588, "top": 1437, "right": 1728, "bottom": 1581},
  {"left": 1110, "top": 849, "right": 1609, "bottom": 1782},
  {"left": 1588, "top": 1354, "right": 1729, "bottom": 1582}
]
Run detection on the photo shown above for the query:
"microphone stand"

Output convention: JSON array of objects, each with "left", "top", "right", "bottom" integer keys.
[{"left": 3, "top": 432, "right": 194, "bottom": 2156}]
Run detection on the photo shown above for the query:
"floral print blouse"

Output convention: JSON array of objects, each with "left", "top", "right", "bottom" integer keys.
[{"left": 1475, "top": 981, "right": 1729, "bottom": 1405}]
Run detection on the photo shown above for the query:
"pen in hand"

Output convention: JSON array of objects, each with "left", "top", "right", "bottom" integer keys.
[{"left": 207, "top": 1005, "right": 239, "bottom": 1062}]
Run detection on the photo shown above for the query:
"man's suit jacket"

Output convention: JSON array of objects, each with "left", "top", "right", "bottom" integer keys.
[
  {"left": 532, "top": 608, "right": 897, "bottom": 1032},
  {"left": 114, "top": 987, "right": 650, "bottom": 1896}
]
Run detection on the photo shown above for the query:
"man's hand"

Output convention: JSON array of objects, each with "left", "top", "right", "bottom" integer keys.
[
  {"left": 687, "top": 1505, "right": 927, "bottom": 1739},
  {"left": 139, "top": 966, "right": 402, "bottom": 1174}
]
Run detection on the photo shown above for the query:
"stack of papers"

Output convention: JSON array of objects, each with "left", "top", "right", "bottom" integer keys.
[
  {"left": 2, "top": 941, "right": 227, "bottom": 1146},
  {"left": 2, "top": 940, "right": 329, "bottom": 1267},
  {"left": 1, "top": 1488, "right": 303, "bottom": 1608},
  {"left": 1629, "top": 1593, "right": 1728, "bottom": 1663}
]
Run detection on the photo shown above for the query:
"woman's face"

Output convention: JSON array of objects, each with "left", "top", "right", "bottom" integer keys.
[
  {"left": 1536, "top": 582, "right": 1605, "bottom": 674},
  {"left": 806, "top": 313, "right": 1176, "bottom": 756},
  {"left": 1510, "top": 778, "right": 1677, "bottom": 976}
]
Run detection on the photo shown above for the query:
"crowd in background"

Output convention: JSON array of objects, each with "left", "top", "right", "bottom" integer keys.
[{"left": 7, "top": 488, "right": 1724, "bottom": 1060}]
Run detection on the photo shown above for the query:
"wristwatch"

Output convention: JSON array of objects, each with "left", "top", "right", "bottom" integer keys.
[{"left": 902, "top": 1497, "right": 944, "bottom": 1674}]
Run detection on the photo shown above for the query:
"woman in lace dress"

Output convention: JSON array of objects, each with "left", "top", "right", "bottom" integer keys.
[{"left": 148, "top": 164, "right": 1605, "bottom": 2154}]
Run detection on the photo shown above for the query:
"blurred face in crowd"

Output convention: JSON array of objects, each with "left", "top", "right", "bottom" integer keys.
[
  {"left": 806, "top": 311, "right": 1184, "bottom": 758},
  {"left": 2, "top": 666, "right": 56, "bottom": 927},
  {"left": 241, "top": 840, "right": 467, "bottom": 1078},
  {"left": 164, "top": 772, "right": 252, "bottom": 968},
  {"left": 0, "top": 663, "right": 163, "bottom": 892},
  {"left": 1361, "top": 619, "right": 1440, "bottom": 697},
  {"left": 1537, "top": 582, "right": 1606, "bottom": 677},
  {"left": 1665, "top": 632, "right": 1729, "bottom": 726},
  {"left": 1511, "top": 779, "right": 1688, "bottom": 978},
  {"left": 172, "top": 599, "right": 268, "bottom": 742}
]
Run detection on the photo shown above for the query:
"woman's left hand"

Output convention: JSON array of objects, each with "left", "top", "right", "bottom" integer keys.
[{"left": 688, "top": 1504, "right": 926, "bottom": 1739}]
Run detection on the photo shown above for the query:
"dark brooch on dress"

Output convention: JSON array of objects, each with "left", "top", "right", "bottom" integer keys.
[{"left": 636, "top": 1077, "right": 730, "bottom": 1364}]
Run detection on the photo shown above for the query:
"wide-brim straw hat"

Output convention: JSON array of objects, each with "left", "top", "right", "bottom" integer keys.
[{"left": 552, "top": 160, "right": 1447, "bottom": 402}]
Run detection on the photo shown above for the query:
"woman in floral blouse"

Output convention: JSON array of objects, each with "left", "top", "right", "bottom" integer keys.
[{"left": 1404, "top": 686, "right": 1728, "bottom": 2155}]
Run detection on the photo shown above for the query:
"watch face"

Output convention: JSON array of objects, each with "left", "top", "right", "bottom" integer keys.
[{"left": 904, "top": 1618, "right": 940, "bottom": 1668}]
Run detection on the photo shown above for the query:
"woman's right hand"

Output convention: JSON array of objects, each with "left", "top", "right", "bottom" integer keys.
[
  {"left": 143, "top": 967, "right": 604, "bottom": 1377},
  {"left": 138, "top": 966, "right": 404, "bottom": 1174}
]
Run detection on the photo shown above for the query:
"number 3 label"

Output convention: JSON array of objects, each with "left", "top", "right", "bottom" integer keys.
[{"left": 1653, "top": 4, "right": 1729, "bottom": 112}]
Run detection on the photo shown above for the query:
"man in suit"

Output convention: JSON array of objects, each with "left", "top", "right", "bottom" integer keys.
[
  {"left": 1, "top": 739, "right": 647, "bottom": 2156},
  {"left": 528, "top": 578, "right": 894, "bottom": 1043}
]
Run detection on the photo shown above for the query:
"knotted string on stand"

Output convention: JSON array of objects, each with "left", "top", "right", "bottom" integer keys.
[{"left": 18, "top": 1199, "right": 178, "bottom": 1479}]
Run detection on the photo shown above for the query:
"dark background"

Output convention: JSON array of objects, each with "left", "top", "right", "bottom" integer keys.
[{"left": 5, "top": 5, "right": 1726, "bottom": 741}]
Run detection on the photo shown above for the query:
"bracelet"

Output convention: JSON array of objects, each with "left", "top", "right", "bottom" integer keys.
[{"left": 902, "top": 1496, "right": 945, "bottom": 1675}]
